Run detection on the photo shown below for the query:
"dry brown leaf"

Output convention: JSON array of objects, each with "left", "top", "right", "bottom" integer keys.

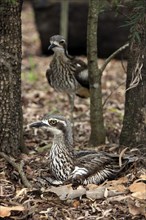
[
  {"left": 108, "top": 176, "right": 128, "bottom": 185},
  {"left": 128, "top": 203, "right": 145, "bottom": 216},
  {"left": 25, "top": 165, "right": 34, "bottom": 176},
  {"left": 129, "top": 182, "right": 146, "bottom": 193},
  {"left": 0, "top": 205, "right": 24, "bottom": 218},
  {"left": 128, "top": 200, "right": 146, "bottom": 217},
  {"left": 132, "top": 191, "right": 146, "bottom": 200},
  {"left": 139, "top": 174, "right": 146, "bottom": 181},
  {"left": 108, "top": 184, "right": 126, "bottom": 192},
  {"left": 86, "top": 184, "right": 99, "bottom": 190},
  {"left": 72, "top": 200, "right": 80, "bottom": 208},
  {"left": 15, "top": 188, "right": 28, "bottom": 199}
]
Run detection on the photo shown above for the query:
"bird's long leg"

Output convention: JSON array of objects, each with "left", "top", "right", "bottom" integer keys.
[{"left": 68, "top": 94, "right": 75, "bottom": 127}]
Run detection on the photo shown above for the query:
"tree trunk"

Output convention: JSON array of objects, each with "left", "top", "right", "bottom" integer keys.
[
  {"left": 60, "top": 0, "right": 69, "bottom": 41},
  {"left": 120, "top": 10, "right": 146, "bottom": 149},
  {"left": 87, "top": 0, "right": 106, "bottom": 146},
  {"left": 0, "top": 0, "right": 24, "bottom": 156}
]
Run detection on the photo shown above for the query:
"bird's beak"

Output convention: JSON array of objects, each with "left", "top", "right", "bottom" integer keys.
[
  {"left": 29, "top": 121, "right": 46, "bottom": 128},
  {"left": 48, "top": 43, "right": 57, "bottom": 50}
]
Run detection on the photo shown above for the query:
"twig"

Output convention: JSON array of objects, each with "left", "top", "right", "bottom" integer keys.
[
  {"left": 121, "top": 59, "right": 127, "bottom": 74},
  {"left": 102, "top": 81, "right": 125, "bottom": 107},
  {"left": 100, "top": 43, "right": 129, "bottom": 73},
  {"left": 119, "top": 148, "right": 128, "bottom": 167},
  {"left": 0, "top": 152, "right": 32, "bottom": 188}
]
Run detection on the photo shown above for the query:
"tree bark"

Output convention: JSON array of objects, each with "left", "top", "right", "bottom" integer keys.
[
  {"left": 120, "top": 10, "right": 146, "bottom": 148},
  {"left": 87, "top": 0, "right": 106, "bottom": 146},
  {"left": 60, "top": 0, "right": 69, "bottom": 42},
  {"left": 0, "top": 0, "right": 24, "bottom": 156}
]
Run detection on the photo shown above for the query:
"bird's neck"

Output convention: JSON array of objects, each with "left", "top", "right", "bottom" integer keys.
[
  {"left": 53, "top": 49, "right": 74, "bottom": 61},
  {"left": 52, "top": 132, "right": 74, "bottom": 156},
  {"left": 50, "top": 132, "right": 74, "bottom": 181}
]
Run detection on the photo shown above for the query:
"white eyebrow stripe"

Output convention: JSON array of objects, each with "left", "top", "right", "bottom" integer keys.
[
  {"left": 59, "top": 120, "right": 67, "bottom": 126},
  {"left": 42, "top": 119, "right": 49, "bottom": 125},
  {"left": 51, "top": 40, "right": 60, "bottom": 46}
]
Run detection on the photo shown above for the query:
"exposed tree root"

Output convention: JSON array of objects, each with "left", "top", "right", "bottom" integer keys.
[{"left": 0, "top": 152, "right": 32, "bottom": 188}]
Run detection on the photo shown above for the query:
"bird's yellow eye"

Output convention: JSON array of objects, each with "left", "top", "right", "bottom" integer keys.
[{"left": 49, "top": 119, "right": 57, "bottom": 126}]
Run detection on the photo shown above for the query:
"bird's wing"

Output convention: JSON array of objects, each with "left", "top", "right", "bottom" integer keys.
[
  {"left": 70, "top": 152, "right": 130, "bottom": 185},
  {"left": 70, "top": 59, "right": 90, "bottom": 98},
  {"left": 72, "top": 59, "right": 89, "bottom": 89},
  {"left": 46, "top": 68, "right": 53, "bottom": 86},
  {"left": 46, "top": 68, "right": 51, "bottom": 84},
  {"left": 75, "top": 150, "right": 97, "bottom": 158}
]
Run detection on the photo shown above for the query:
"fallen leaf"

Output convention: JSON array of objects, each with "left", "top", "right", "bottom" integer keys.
[
  {"left": 0, "top": 206, "right": 24, "bottom": 218},
  {"left": 128, "top": 203, "right": 145, "bottom": 216},
  {"left": 25, "top": 165, "right": 34, "bottom": 176},
  {"left": 45, "top": 184, "right": 86, "bottom": 200},
  {"left": 86, "top": 184, "right": 98, "bottom": 190},
  {"left": 15, "top": 188, "right": 28, "bottom": 199},
  {"left": 108, "top": 177, "right": 128, "bottom": 185},
  {"left": 132, "top": 191, "right": 146, "bottom": 200},
  {"left": 128, "top": 199, "right": 146, "bottom": 217},
  {"left": 109, "top": 184, "right": 127, "bottom": 192},
  {"left": 139, "top": 174, "right": 146, "bottom": 181},
  {"left": 129, "top": 182, "right": 146, "bottom": 193},
  {"left": 72, "top": 200, "right": 80, "bottom": 208}
]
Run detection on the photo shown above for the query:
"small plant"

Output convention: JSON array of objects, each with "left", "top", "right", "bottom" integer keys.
[{"left": 22, "top": 56, "right": 38, "bottom": 83}]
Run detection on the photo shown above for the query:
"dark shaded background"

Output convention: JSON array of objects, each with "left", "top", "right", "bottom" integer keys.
[{"left": 31, "top": 0, "right": 129, "bottom": 58}]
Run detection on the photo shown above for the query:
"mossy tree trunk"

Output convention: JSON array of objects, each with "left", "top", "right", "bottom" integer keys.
[
  {"left": 87, "top": 0, "right": 106, "bottom": 146},
  {"left": 0, "top": 0, "right": 25, "bottom": 156},
  {"left": 120, "top": 6, "right": 146, "bottom": 148}
]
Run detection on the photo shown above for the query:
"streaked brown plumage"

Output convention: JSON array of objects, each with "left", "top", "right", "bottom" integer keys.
[
  {"left": 30, "top": 115, "right": 137, "bottom": 186},
  {"left": 46, "top": 35, "right": 90, "bottom": 119}
]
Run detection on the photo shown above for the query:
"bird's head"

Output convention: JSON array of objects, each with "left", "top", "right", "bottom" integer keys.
[
  {"left": 30, "top": 114, "right": 72, "bottom": 138},
  {"left": 48, "top": 35, "right": 66, "bottom": 53}
]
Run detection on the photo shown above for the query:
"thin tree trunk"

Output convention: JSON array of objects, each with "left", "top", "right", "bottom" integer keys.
[
  {"left": 0, "top": 0, "right": 25, "bottom": 156},
  {"left": 87, "top": 0, "right": 105, "bottom": 146},
  {"left": 120, "top": 10, "right": 146, "bottom": 149},
  {"left": 60, "top": 0, "right": 69, "bottom": 41}
]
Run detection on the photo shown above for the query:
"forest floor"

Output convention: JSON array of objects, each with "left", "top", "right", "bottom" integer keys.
[{"left": 0, "top": 1, "right": 145, "bottom": 220}]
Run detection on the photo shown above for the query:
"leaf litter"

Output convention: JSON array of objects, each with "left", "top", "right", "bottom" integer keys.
[{"left": 0, "top": 1, "right": 146, "bottom": 220}]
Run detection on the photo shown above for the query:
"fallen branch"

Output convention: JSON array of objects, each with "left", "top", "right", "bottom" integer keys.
[{"left": 0, "top": 152, "right": 32, "bottom": 188}]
